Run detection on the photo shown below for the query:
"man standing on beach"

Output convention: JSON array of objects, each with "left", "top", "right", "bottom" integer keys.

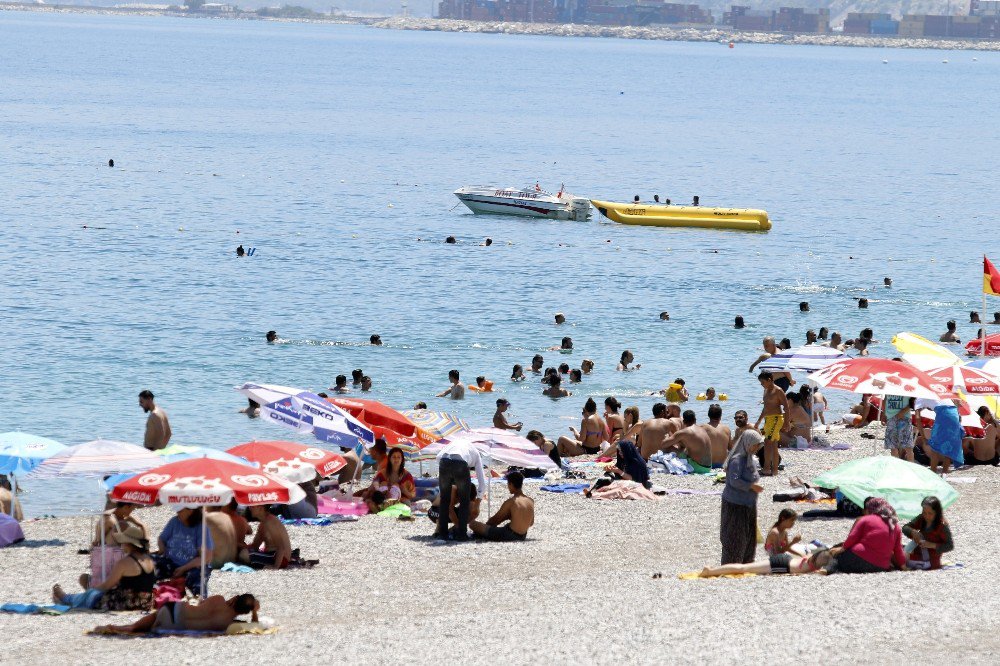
[
  {"left": 435, "top": 436, "right": 486, "bottom": 541},
  {"left": 637, "top": 403, "right": 673, "bottom": 460},
  {"left": 139, "top": 390, "right": 171, "bottom": 451},
  {"left": 754, "top": 372, "right": 788, "bottom": 476},
  {"left": 701, "top": 404, "right": 732, "bottom": 466}
]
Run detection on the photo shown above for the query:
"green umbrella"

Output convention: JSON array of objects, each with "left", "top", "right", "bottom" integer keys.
[{"left": 812, "top": 456, "right": 958, "bottom": 521}]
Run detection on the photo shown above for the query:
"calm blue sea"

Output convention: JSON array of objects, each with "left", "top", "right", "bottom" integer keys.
[{"left": 2, "top": 11, "right": 998, "bottom": 514}]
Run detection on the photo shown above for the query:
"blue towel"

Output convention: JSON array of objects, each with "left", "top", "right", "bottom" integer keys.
[
  {"left": 1, "top": 603, "right": 70, "bottom": 615},
  {"left": 219, "top": 562, "right": 255, "bottom": 574},
  {"left": 540, "top": 483, "right": 589, "bottom": 494},
  {"left": 930, "top": 405, "right": 964, "bottom": 466}
]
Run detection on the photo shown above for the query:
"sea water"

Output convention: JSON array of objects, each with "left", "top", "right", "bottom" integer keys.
[{"left": 1, "top": 11, "right": 997, "bottom": 514}]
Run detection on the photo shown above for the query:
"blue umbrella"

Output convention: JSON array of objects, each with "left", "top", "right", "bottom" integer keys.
[{"left": 0, "top": 431, "right": 66, "bottom": 476}]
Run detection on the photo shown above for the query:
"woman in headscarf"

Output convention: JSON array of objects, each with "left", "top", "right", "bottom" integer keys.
[
  {"left": 829, "top": 497, "right": 906, "bottom": 574},
  {"left": 720, "top": 429, "right": 765, "bottom": 564}
]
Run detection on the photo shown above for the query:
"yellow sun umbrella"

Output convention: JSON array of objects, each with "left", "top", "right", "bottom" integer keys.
[{"left": 891, "top": 332, "right": 962, "bottom": 371}]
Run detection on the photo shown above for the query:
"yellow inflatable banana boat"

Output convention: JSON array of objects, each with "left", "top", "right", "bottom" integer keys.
[{"left": 591, "top": 200, "right": 771, "bottom": 232}]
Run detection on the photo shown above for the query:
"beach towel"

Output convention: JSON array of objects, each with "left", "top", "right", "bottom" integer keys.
[
  {"left": 930, "top": 404, "right": 964, "bottom": 466},
  {"left": 219, "top": 562, "right": 255, "bottom": 574},
  {"left": 588, "top": 480, "right": 656, "bottom": 501},
  {"left": 658, "top": 488, "right": 723, "bottom": 497},
  {"left": 648, "top": 452, "right": 694, "bottom": 475},
  {"left": 540, "top": 483, "right": 589, "bottom": 494},
  {"left": 88, "top": 623, "right": 279, "bottom": 638},
  {"left": 677, "top": 571, "right": 757, "bottom": 580},
  {"left": 1, "top": 603, "right": 70, "bottom": 615},
  {"left": 279, "top": 515, "right": 359, "bottom": 526},
  {"left": 377, "top": 503, "right": 412, "bottom": 518}
]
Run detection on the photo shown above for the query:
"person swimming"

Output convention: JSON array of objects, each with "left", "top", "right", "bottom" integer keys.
[
  {"left": 734, "top": 315, "right": 745, "bottom": 329},
  {"left": 370, "top": 334, "right": 382, "bottom": 346},
  {"left": 266, "top": 330, "right": 278, "bottom": 343}
]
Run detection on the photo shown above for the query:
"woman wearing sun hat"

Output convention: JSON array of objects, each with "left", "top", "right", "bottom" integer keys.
[{"left": 53, "top": 523, "right": 156, "bottom": 611}]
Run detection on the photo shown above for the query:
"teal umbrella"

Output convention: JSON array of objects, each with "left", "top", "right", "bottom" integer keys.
[{"left": 812, "top": 456, "right": 958, "bottom": 521}]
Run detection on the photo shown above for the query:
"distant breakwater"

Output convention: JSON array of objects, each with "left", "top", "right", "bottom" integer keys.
[{"left": 373, "top": 17, "right": 1000, "bottom": 52}]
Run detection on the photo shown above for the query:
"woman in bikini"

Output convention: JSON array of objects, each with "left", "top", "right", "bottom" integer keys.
[
  {"left": 604, "top": 397, "right": 625, "bottom": 442},
  {"left": 557, "top": 397, "right": 606, "bottom": 457},
  {"left": 699, "top": 548, "right": 833, "bottom": 577},
  {"left": 765, "top": 509, "right": 802, "bottom": 556},
  {"left": 604, "top": 405, "right": 642, "bottom": 459},
  {"left": 780, "top": 392, "right": 813, "bottom": 446}
]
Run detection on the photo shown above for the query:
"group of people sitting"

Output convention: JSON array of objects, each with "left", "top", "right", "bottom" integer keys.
[
  {"left": 703, "top": 495, "right": 954, "bottom": 577},
  {"left": 51, "top": 498, "right": 297, "bottom": 613}
]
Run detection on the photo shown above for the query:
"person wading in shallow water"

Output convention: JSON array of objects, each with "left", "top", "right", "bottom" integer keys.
[{"left": 138, "top": 390, "right": 171, "bottom": 451}]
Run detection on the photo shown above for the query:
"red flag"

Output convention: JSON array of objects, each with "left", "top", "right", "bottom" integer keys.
[{"left": 985, "top": 255, "right": 1000, "bottom": 297}]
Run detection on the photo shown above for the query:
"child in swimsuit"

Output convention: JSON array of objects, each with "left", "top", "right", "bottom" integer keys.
[{"left": 764, "top": 509, "right": 802, "bottom": 556}]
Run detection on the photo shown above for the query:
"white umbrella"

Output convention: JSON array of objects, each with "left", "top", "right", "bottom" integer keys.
[{"left": 758, "top": 345, "right": 849, "bottom": 373}]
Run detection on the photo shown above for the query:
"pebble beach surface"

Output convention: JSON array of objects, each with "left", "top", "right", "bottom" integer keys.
[{"left": 1, "top": 426, "right": 998, "bottom": 665}]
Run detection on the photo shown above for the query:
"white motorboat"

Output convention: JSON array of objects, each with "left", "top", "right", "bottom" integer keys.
[{"left": 454, "top": 184, "right": 591, "bottom": 221}]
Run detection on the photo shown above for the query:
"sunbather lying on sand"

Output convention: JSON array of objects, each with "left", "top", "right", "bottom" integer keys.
[
  {"left": 698, "top": 549, "right": 833, "bottom": 577},
  {"left": 94, "top": 593, "right": 258, "bottom": 634}
]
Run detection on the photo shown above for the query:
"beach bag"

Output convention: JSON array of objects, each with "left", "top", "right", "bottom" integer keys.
[{"left": 90, "top": 545, "right": 126, "bottom": 587}]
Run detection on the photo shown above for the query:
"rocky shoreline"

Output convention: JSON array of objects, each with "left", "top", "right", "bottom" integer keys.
[{"left": 374, "top": 16, "right": 1000, "bottom": 51}]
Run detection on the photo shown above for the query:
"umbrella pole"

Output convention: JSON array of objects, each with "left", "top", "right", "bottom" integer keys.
[
  {"left": 99, "top": 479, "right": 107, "bottom": 582},
  {"left": 983, "top": 292, "right": 988, "bottom": 357},
  {"left": 200, "top": 513, "right": 207, "bottom": 600},
  {"left": 9, "top": 474, "right": 15, "bottom": 516}
]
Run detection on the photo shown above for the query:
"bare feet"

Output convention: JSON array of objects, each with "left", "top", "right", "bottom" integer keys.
[
  {"left": 699, "top": 567, "right": 713, "bottom": 578},
  {"left": 52, "top": 584, "right": 65, "bottom": 605}
]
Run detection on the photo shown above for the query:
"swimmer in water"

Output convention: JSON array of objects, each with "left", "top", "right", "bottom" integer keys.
[
  {"left": 352, "top": 369, "right": 364, "bottom": 386},
  {"left": 659, "top": 311, "right": 670, "bottom": 321},
  {"left": 370, "top": 334, "right": 382, "bottom": 346},
  {"left": 734, "top": 315, "right": 745, "bottom": 329},
  {"left": 481, "top": 238, "right": 493, "bottom": 247},
  {"left": 799, "top": 302, "right": 809, "bottom": 312},
  {"left": 581, "top": 359, "right": 594, "bottom": 374},
  {"left": 569, "top": 368, "right": 582, "bottom": 383},
  {"left": 237, "top": 245, "right": 246, "bottom": 257},
  {"left": 617, "top": 350, "right": 640, "bottom": 371},
  {"left": 884, "top": 277, "right": 892, "bottom": 287},
  {"left": 266, "top": 330, "right": 278, "bottom": 343},
  {"left": 554, "top": 313, "right": 566, "bottom": 325},
  {"left": 511, "top": 364, "right": 525, "bottom": 381},
  {"left": 360, "top": 376, "right": 372, "bottom": 392},
  {"left": 530, "top": 354, "right": 544, "bottom": 374},
  {"left": 549, "top": 337, "right": 573, "bottom": 351},
  {"left": 445, "top": 236, "right": 456, "bottom": 244},
  {"left": 332, "top": 375, "right": 349, "bottom": 394}
]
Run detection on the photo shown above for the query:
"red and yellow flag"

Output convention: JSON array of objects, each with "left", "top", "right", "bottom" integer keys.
[{"left": 986, "top": 255, "right": 1000, "bottom": 297}]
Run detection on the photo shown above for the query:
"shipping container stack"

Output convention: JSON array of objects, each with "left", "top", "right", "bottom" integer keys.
[
  {"left": 772, "top": 6, "right": 829, "bottom": 33},
  {"left": 898, "top": 14, "right": 925, "bottom": 36},
  {"left": 843, "top": 12, "right": 889, "bottom": 34}
]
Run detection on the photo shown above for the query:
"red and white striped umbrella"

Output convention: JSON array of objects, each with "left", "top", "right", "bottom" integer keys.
[
  {"left": 111, "top": 458, "right": 305, "bottom": 508},
  {"left": 808, "top": 358, "right": 954, "bottom": 401},
  {"left": 925, "top": 365, "right": 1000, "bottom": 395},
  {"left": 226, "top": 441, "right": 347, "bottom": 484}
]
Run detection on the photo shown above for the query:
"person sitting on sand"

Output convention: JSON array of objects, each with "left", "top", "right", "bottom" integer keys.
[
  {"left": 701, "top": 404, "right": 732, "bottom": 466},
  {"left": 542, "top": 373, "right": 571, "bottom": 398},
  {"left": 470, "top": 472, "right": 534, "bottom": 542},
  {"left": 247, "top": 505, "right": 293, "bottom": 569},
  {"left": 493, "top": 398, "right": 522, "bottom": 432},
  {"left": 604, "top": 397, "right": 624, "bottom": 442},
  {"left": 557, "top": 397, "right": 605, "bottom": 456},
  {"left": 765, "top": 509, "right": 802, "bottom": 556},
  {"left": 364, "top": 447, "right": 416, "bottom": 513},
  {"left": 218, "top": 499, "right": 251, "bottom": 565},
  {"left": 754, "top": 372, "right": 789, "bottom": 477},
  {"left": 54, "top": 524, "right": 156, "bottom": 611},
  {"left": 780, "top": 392, "right": 812, "bottom": 447},
  {"left": 511, "top": 364, "right": 525, "bottom": 382},
  {"left": 901, "top": 496, "right": 953, "bottom": 570},
  {"left": 155, "top": 507, "right": 213, "bottom": 597},
  {"left": 962, "top": 406, "right": 998, "bottom": 465},
  {"left": 526, "top": 430, "right": 561, "bottom": 468},
  {"left": 0, "top": 475, "right": 22, "bottom": 521},
  {"left": 94, "top": 593, "right": 259, "bottom": 635},
  {"left": 637, "top": 403, "right": 674, "bottom": 460},
  {"left": 206, "top": 507, "right": 239, "bottom": 569},
  {"left": 698, "top": 548, "right": 833, "bottom": 578},
  {"left": 729, "top": 410, "right": 751, "bottom": 451},
  {"left": 617, "top": 350, "right": 640, "bottom": 371},
  {"left": 939, "top": 320, "right": 961, "bottom": 343},
  {"left": 603, "top": 438, "right": 650, "bottom": 487},
  {"left": 436, "top": 369, "right": 465, "bottom": 400},
  {"left": 827, "top": 497, "right": 905, "bottom": 574},
  {"left": 662, "top": 410, "right": 714, "bottom": 472}
]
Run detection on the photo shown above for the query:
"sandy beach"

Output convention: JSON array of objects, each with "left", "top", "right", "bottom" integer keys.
[{"left": 2, "top": 425, "right": 997, "bottom": 665}]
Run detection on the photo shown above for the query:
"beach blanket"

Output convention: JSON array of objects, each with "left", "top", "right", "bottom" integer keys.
[
  {"left": 657, "top": 488, "right": 723, "bottom": 497},
  {"left": 279, "top": 515, "right": 359, "bottom": 526},
  {"left": 219, "top": 563, "right": 254, "bottom": 574},
  {"left": 540, "top": 483, "right": 589, "bottom": 494},
  {"left": 1, "top": 603, "right": 70, "bottom": 615},
  {"left": 88, "top": 623, "right": 279, "bottom": 638},
  {"left": 648, "top": 452, "right": 701, "bottom": 475},
  {"left": 677, "top": 571, "right": 756, "bottom": 580},
  {"left": 377, "top": 503, "right": 412, "bottom": 518},
  {"left": 805, "top": 443, "right": 851, "bottom": 451},
  {"left": 588, "top": 480, "right": 656, "bottom": 501}
]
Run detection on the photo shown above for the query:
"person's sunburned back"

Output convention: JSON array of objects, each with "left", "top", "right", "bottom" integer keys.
[{"left": 679, "top": 424, "right": 713, "bottom": 468}]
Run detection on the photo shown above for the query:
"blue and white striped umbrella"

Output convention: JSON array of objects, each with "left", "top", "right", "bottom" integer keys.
[
  {"left": 237, "top": 383, "right": 375, "bottom": 450},
  {"left": 758, "top": 345, "right": 849, "bottom": 373},
  {"left": 965, "top": 357, "right": 1000, "bottom": 377},
  {"left": 0, "top": 432, "right": 66, "bottom": 476}
]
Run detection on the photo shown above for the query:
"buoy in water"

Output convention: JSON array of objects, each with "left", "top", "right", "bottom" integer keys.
[{"left": 882, "top": 59, "right": 888, "bottom": 64}]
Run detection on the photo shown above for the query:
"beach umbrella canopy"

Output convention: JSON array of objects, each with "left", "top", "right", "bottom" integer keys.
[
  {"left": 924, "top": 365, "right": 1000, "bottom": 395},
  {"left": 402, "top": 410, "right": 470, "bottom": 442},
  {"left": 326, "top": 397, "right": 437, "bottom": 453},
  {"left": 808, "top": 358, "right": 954, "bottom": 401},
  {"left": 965, "top": 357, "right": 1000, "bottom": 376},
  {"left": 812, "top": 456, "right": 958, "bottom": 521},
  {"left": 419, "top": 428, "right": 558, "bottom": 470},
  {"left": 103, "top": 445, "right": 258, "bottom": 491},
  {"left": 29, "top": 439, "right": 161, "bottom": 479},
  {"left": 111, "top": 458, "right": 306, "bottom": 507},
  {"left": 757, "top": 345, "right": 849, "bottom": 373},
  {"left": 965, "top": 333, "right": 1000, "bottom": 357},
  {"left": 0, "top": 432, "right": 66, "bottom": 476},
  {"left": 891, "top": 332, "right": 963, "bottom": 371},
  {"left": 237, "top": 383, "right": 375, "bottom": 450},
  {"left": 226, "top": 441, "right": 347, "bottom": 483}
]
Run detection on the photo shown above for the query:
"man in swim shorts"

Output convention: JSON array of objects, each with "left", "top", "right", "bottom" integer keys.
[
  {"left": 755, "top": 372, "right": 789, "bottom": 477},
  {"left": 95, "top": 594, "right": 259, "bottom": 634},
  {"left": 470, "top": 472, "right": 534, "bottom": 542},
  {"left": 663, "top": 410, "right": 713, "bottom": 472}
]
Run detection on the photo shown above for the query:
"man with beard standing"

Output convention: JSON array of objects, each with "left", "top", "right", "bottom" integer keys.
[{"left": 139, "top": 389, "right": 172, "bottom": 451}]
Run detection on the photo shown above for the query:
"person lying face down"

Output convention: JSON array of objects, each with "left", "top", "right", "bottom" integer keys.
[{"left": 94, "top": 594, "right": 259, "bottom": 634}]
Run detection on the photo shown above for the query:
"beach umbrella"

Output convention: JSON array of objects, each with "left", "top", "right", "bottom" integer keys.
[
  {"left": 29, "top": 439, "right": 161, "bottom": 479},
  {"left": 924, "top": 365, "right": 1000, "bottom": 395},
  {"left": 326, "top": 397, "right": 437, "bottom": 452},
  {"left": 965, "top": 357, "right": 1000, "bottom": 376},
  {"left": 757, "top": 345, "right": 849, "bottom": 373},
  {"left": 0, "top": 432, "right": 66, "bottom": 476},
  {"left": 402, "top": 410, "right": 470, "bottom": 442},
  {"left": 917, "top": 408, "right": 984, "bottom": 438},
  {"left": 237, "top": 383, "right": 375, "bottom": 450},
  {"left": 812, "top": 456, "right": 958, "bottom": 521},
  {"left": 808, "top": 358, "right": 955, "bottom": 401},
  {"left": 102, "top": 445, "right": 258, "bottom": 492},
  {"left": 226, "top": 441, "right": 347, "bottom": 483},
  {"left": 418, "top": 428, "right": 558, "bottom": 471},
  {"left": 112, "top": 458, "right": 305, "bottom": 599},
  {"left": 965, "top": 333, "right": 1000, "bottom": 357},
  {"left": 891, "top": 332, "right": 962, "bottom": 371}
]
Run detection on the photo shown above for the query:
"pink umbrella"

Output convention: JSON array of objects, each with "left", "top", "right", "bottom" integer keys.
[
  {"left": 808, "top": 358, "right": 955, "bottom": 401},
  {"left": 924, "top": 365, "right": 1000, "bottom": 395}
]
